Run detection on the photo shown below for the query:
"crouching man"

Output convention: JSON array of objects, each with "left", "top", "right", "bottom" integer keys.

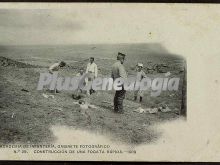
[
  {"left": 111, "top": 52, "right": 127, "bottom": 114},
  {"left": 48, "top": 61, "right": 66, "bottom": 93}
]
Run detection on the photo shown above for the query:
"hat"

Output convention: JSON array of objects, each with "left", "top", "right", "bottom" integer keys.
[
  {"left": 118, "top": 52, "right": 126, "bottom": 57},
  {"left": 137, "top": 63, "right": 143, "bottom": 67}
]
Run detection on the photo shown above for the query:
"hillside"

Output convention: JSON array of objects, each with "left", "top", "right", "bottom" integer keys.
[{"left": 0, "top": 44, "right": 185, "bottom": 144}]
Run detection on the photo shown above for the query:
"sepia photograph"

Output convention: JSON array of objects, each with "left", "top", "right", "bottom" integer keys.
[{"left": 0, "top": 3, "right": 219, "bottom": 162}]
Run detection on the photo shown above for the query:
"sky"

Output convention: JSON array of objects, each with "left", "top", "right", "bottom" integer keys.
[{"left": 0, "top": 3, "right": 220, "bottom": 55}]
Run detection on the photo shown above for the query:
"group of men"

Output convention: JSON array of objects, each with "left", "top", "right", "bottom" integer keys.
[{"left": 48, "top": 52, "right": 146, "bottom": 114}]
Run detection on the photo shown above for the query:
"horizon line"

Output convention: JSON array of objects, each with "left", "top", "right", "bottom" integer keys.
[{"left": 0, "top": 42, "right": 163, "bottom": 46}]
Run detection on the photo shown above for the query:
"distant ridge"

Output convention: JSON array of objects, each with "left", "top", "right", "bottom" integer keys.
[
  {"left": 0, "top": 43, "right": 184, "bottom": 60},
  {"left": 0, "top": 56, "right": 40, "bottom": 68}
]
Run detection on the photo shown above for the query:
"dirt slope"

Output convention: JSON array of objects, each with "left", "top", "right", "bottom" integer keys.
[{"left": 0, "top": 56, "right": 180, "bottom": 145}]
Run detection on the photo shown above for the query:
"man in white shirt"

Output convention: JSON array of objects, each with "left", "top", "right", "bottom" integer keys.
[
  {"left": 48, "top": 61, "right": 66, "bottom": 93},
  {"left": 48, "top": 61, "right": 66, "bottom": 74},
  {"left": 134, "top": 63, "right": 146, "bottom": 102},
  {"left": 85, "top": 57, "right": 98, "bottom": 95}
]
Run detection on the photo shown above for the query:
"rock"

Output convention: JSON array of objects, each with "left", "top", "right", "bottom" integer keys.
[
  {"left": 42, "top": 93, "right": 49, "bottom": 98},
  {"left": 161, "top": 64, "right": 168, "bottom": 67},
  {"left": 42, "top": 93, "right": 54, "bottom": 99},
  {"left": 55, "top": 108, "right": 63, "bottom": 111},
  {"left": 158, "top": 104, "right": 172, "bottom": 113},
  {"left": 21, "top": 88, "right": 29, "bottom": 92},
  {"left": 78, "top": 99, "right": 86, "bottom": 105},
  {"left": 72, "top": 94, "right": 81, "bottom": 100},
  {"left": 165, "top": 72, "right": 171, "bottom": 77},
  {"left": 161, "top": 107, "right": 171, "bottom": 112},
  {"left": 134, "top": 107, "right": 146, "bottom": 113},
  {"left": 88, "top": 104, "right": 97, "bottom": 109},
  {"left": 148, "top": 108, "right": 158, "bottom": 114}
]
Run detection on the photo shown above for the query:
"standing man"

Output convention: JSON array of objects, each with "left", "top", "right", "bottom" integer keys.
[
  {"left": 72, "top": 68, "right": 86, "bottom": 100},
  {"left": 111, "top": 52, "right": 127, "bottom": 113},
  {"left": 85, "top": 57, "right": 98, "bottom": 95},
  {"left": 134, "top": 63, "right": 146, "bottom": 102}
]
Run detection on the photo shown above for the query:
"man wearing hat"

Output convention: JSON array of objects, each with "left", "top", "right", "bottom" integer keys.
[
  {"left": 111, "top": 52, "right": 127, "bottom": 113},
  {"left": 134, "top": 63, "right": 146, "bottom": 102}
]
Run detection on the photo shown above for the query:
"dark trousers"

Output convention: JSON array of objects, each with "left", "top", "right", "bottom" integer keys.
[{"left": 114, "top": 89, "right": 126, "bottom": 113}]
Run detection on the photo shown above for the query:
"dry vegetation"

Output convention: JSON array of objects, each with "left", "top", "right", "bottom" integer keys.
[{"left": 0, "top": 44, "right": 186, "bottom": 145}]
